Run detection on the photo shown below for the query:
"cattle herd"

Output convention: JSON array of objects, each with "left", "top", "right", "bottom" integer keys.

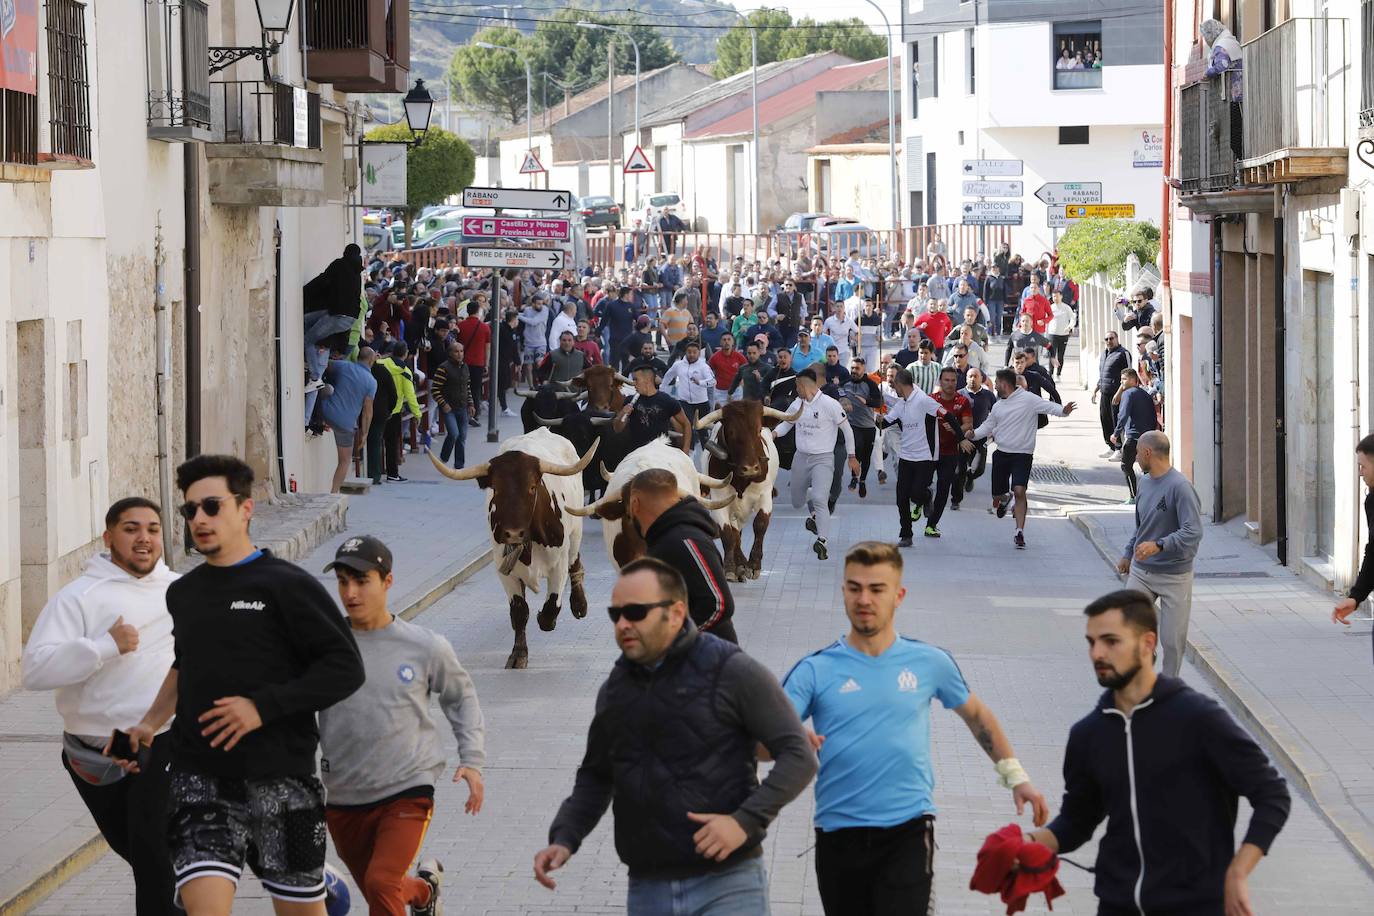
[{"left": 429, "top": 369, "right": 799, "bottom": 668}]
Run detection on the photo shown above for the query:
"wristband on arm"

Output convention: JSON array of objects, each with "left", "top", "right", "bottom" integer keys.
[{"left": 996, "top": 757, "right": 1030, "bottom": 789}]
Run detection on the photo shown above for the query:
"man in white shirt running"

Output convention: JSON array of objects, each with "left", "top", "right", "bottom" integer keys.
[
  {"left": 883, "top": 368, "right": 971, "bottom": 547},
  {"left": 662, "top": 340, "right": 718, "bottom": 451},
  {"left": 774, "top": 367, "right": 861, "bottom": 560},
  {"left": 22, "top": 497, "right": 180, "bottom": 914},
  {"left": 969, "top": 368, "right": 1076, "bottom": 549}
]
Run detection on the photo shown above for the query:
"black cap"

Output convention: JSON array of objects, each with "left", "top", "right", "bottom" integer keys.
[
  {"left": 627, "top": 359, "right": 660, "bottom": 375},
  {"left": 323, "top": 535, "right": 393, "bottom": 576}
]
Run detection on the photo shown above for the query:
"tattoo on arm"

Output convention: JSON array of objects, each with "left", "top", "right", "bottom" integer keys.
[{"left": 974, "top": 724, "right": 996, "bottom": 758}]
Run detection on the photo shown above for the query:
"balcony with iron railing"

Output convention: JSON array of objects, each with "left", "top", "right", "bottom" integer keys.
[
  {"left": 146, "top": 0, "right": 212, "bottom": 142},
  {"left": 305, "top": 0, "right": 409, "bottom": 92},
  {"left": 1239, "top": 16, "right": 1348, "bottom": 185},
  {"left": 204, "top": 80, "right": 325, "bottom": 206},
  {"left": 1179, "top": 68, "right": 1244, "bottom": 193}
]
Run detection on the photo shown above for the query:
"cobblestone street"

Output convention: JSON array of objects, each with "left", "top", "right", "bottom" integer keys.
[{"left": 34, "top": 380, "right": 1374, "bottom": 913}]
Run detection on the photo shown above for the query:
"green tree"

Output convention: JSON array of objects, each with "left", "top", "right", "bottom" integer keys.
[
  {"left": 1056, "top": 219, "right": 1161, "bottom": 288},
  {"left": 449, "top": 26, "right": 534, "bottom": 123},
  {"left": 532, "top": 10, "right": 680, "bottom": 93},
  {"left": 363, "top": 124, "right": 475, "bottom": 245},
  {"left": 713, "top": 12, "right": 886, "bottom": 78}
]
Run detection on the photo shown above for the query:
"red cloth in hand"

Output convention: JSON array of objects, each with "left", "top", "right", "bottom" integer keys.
[{"left": 969, "top": 823, "right": 1066, "bottom": 915}]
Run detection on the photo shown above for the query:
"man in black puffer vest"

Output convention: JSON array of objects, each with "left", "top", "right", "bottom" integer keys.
[
  {"left": 628, "top": 469, "right": 738, "bottom": 645},
  {"left": 533, "top": 558, "right": 817, "bottom": 912}
]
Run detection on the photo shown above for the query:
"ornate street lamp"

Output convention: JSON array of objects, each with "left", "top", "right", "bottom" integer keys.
[
  {"left": 402, "top": 79, "right": 436, "bottom": 147},
  {"left": 209, "top": 0, "right": 298, "bottom": 76}
]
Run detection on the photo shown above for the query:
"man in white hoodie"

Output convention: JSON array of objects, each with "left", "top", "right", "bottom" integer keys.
[
  {"left": 773, "top": 367, "right": 861, "bottom": 560},
  {"left": 22, "top": 497, "right": 179, "bottom": 915}
]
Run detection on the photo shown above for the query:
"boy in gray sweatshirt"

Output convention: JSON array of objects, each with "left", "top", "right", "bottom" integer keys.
[
  {"left": 1117, "top": 431, "right": 1203, "bottom": 677},
  {"left": 319, "top": 535, "right": 486, "bottom": 916}
]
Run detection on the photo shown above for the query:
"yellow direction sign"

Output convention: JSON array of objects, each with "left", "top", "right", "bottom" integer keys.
[{"left": 1065, "top": 204, "right": 1135, "bottom": 219}]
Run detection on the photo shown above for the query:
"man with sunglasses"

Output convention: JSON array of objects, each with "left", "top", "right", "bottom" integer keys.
[
  {"left": 534, "top": 558, "right": 817, "bottom": 912},
  {"left": 1094, "top": 331, "right": 1132, "bottom": 458},
  {"left": 122, "top": 455, "right": 364, "bottom": 915}
]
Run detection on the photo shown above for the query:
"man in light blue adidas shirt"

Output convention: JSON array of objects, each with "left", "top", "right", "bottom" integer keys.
[{"left": 782, "top": 540, "right": 1050, "bottom": 915}]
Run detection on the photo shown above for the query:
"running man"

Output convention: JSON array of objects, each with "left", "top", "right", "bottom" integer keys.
[
  {"left": 318, "top": 535, "right": 486, "bottom": 916},
  {"left": 120, "top": 455, "right": 365, "bottom": 915},
  {"left": 773, "top": 367, "right": 861, "bottom": 560},
  {"left": 782, "top": 541, "right": 1049, "bottom": 915},
  {"left": 1027, "top": 590, "right": 1290, "bottom": 916},
  {"left": 614, "top": 359, "right": 694, "bottom": 455},
  {"left": 883, "top": 367, "right": 970, "bottom": 547},
  {"left": 968, "top": 368, "right": 1075, "bottom": 549}
]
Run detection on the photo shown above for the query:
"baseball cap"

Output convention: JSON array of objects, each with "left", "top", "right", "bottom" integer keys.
[
  {"left": 323, "top": 535, "right": 393, "bottom": 576},
  {"left": 627, "top": 359, "right": 660, "bottom": 374}
]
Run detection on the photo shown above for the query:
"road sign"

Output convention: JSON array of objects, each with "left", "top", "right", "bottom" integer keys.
[
  {"left": 961, "top": 200, "right": 1023, "bottom": 225},
  {"left": 962, "top": 179, "right": 1023, "bottom": 198},
  {"left": 1065, "top": 204, "right": 1135, "bottom": 219},
  {"left": 624, "top": 145, "right": 654, "bottom": 174},
  {"left": 518, "top": 150, "right": 545, "bottom": 174},
  {"left": 461, "top": 216, "right": 570, "bottom": 241},
  {"left": 1035, "top": 182, "right": 1103, "bottom": 206},
  {"left": 962, "top": 159, "right": 1023, "bottom": 177},
  {"left": 1047, "top": 210, "right": 1069, "bottom": 228},
  {"left": 461, "top": 246, "right": 566, "bottom": 270},
  {"left": 461, "top": 186, "right": 573, "bottom": 211}
]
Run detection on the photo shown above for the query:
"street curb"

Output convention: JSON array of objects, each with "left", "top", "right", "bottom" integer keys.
[
  {"left": 0, "top": 545, "right": 495, "bottom": 915},
  {"left": 1066, "top": 509, "right": 1374, "bottom": 879}
]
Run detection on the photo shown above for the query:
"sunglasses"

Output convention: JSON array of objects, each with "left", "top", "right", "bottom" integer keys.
[
  {"left": 607, "top": 599, "right": 673, "bottom": 624},
  {"left": 179, "top": 496, "right": 234, "bottom": 520}
]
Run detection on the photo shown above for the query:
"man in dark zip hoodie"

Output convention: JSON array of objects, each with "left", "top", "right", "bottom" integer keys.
[
  {"left": 627, "top": 469, "right": 738, "bottom": 644},
  {"left": 1027, "top": 590, "right": 1290, "bottom": 916}
]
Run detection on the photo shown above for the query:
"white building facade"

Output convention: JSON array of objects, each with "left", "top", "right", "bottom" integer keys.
[{"left": 900, "top": 0, "right": 1164, "bottom": 255}]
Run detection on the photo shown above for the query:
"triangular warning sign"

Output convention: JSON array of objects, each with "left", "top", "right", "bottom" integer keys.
[
  {"left": 519, "top": 150, "right": 545, "bottom": 174},
  {"left": 624, "top": 145, "right": 654, "bottom": 174}
]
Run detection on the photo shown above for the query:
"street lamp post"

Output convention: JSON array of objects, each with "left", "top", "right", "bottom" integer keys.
[
  {"left": 574, "top": 21, "right": 641, "bottom": 208},
  {"left": 857, "top": 0, "right": 898, "bottom": 247},
  {"left": 475, "top": 40, "right": 533, "bottom": 186}
]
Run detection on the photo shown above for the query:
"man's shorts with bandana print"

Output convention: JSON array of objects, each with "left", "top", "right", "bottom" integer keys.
[{"left": 169, "top": 771, "right": 327, "bottom": 905}]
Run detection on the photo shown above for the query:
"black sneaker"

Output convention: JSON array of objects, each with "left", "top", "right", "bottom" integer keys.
[
  {"left": 965, "top": 476, "right": 975, "bottom": 493},
  {"left": 827, "top": 498, "right": 838, "bottom": 514},
  {"left": 813, "top": 538, "right": 828, "bottom": 560},
  {"left": 995, "top": 499, "right": 1008, "bottom": 519},
  {"left": 950, "top": 500, "right": 960, "bottom": 510},
  {"left": 897, "top": 536, "right": 914, "bottom": 548},
  {"left": 878, "top": 471, "right": 887, "bottom": 485},
  {"left": 909, "top": 503, "right": 923, "bottom": 523},
  {"left": 468, "top": 417, "right": 480, "bottom": 427},
  {"left": 923, "top": 525, "right": 940, "bottom": 538},
  {"left": 805, "top": 515, "right": 817, "bottom": 535},
  {"left": 848, "top": 476, "right": 858, "bottom": 491},
  {"left": 858, "top": 481, "right": 867, "bottom": 499},
  {"left": 1014, "top": 531, "right": 1026, "bottom": 550},
  {"left": 415, "top": 858, "right": 444, "bottom": 916},
  {"left": 386, "top": 474, "right": 408, "bottom": 482}
]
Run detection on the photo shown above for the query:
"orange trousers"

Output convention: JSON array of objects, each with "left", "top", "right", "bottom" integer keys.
[{"left": 325, "top": 796, "right": 434, "bottom": 915}]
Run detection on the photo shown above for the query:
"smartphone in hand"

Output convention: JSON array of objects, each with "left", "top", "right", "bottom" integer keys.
[{"left": 107, "top": 729, "right": 150, "bottom": 769}]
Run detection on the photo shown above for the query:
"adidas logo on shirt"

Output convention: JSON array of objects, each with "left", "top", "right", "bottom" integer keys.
[
  {"left": 838, "top": 678, "right": 862, "bottom": 694},
  {"left": 897, "top": 668, "right": 919, "bottom": 692}
]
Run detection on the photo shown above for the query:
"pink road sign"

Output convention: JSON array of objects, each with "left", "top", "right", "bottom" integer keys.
[{"left": 461, "top": 216, "right": 570, "bottom": 241}]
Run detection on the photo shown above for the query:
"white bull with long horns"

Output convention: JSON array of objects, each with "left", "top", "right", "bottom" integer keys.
[
  {"left": 429, "top": 428, "right": 598, "bottom": 669},
  {"left": 566, "top": 437, "right": 737, "bottom": 569}
]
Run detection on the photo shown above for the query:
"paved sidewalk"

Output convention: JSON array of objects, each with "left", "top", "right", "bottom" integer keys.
[{"left": 0, "top": 408, "right": 529, "bottom": 913}]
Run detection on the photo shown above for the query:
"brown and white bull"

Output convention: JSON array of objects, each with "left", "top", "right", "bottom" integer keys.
[
  {"left": 567, "top": 437, "right": 736, "bottom": 568},
  {"left": 696, "top": 400, "right": 801, "bottom": 581},
  {"left": 429, "top": 429, "right": 598, "bottom": 669}
]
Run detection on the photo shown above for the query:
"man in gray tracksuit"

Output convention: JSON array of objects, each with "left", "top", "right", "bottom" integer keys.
[
  {"left": 1116, "top": 431, "right": 1203, "bottom": 677},
  {"left": 773, "top": 367, "right": 860, "bottom": 561}
]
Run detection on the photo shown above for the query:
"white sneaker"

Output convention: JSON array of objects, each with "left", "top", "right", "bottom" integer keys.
[
  {"left": 304, "top": 378, "right": 325, "bottom": 393},
  {"left": 502, "top": 407, "right": 516, "bottom": 417},
  {"left": 1107, "top": 450, "right": 1122, "bottom": 461},
  {"left": 1099, "top": 448, "right": 1115, "bottom": 458},
  {"left": 414, "top": 858, "right": 443, "bottom": 916}
]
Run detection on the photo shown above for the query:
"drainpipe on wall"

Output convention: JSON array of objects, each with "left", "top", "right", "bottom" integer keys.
[
  {"left": 1274, "top": 189, "right": 1288, "bottom": 566},
  {"left": 1161, "top": 0, "right": 1175, "bottom": 298},
  {"left": 182, "top": 144, "right": 202, "bottom": 553},
  {"left": 1212, "top": 218, "right": 1224, "bottom": 523},
  {"left": 154, "top": 217, "right": 175, "bottom": 565},
  {"left": 1348, "top": 189, "right": 1363, "bottom": 581},
  {"left": 273, "top": 222, "right": 288, "bottom": 494}
]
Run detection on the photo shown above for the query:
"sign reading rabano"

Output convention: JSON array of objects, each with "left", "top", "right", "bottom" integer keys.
[{"left": 361, "top": 143, "right": 408, "bottom": 207}]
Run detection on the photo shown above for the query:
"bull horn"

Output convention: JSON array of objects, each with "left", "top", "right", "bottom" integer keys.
[
  {"left": 551, "top": 380, "right": 576, "bottom": 390},
  {"left": 704, "top": 440, "right": 729, "bottom": 461},
  {"left": 763, "top": 404, "right": 804, "bottom": 423},
  {"left": 694, "top": 409, "right": 724, "bottom": 430},
  {"left": 539, "top": 438, "right": 600, "bottom": 477},
  {"left": 428, "top": 451, "right": 489, "bottom": 481},
  {"left": 599, "top": 461, "right": 614, "bottom": 483},
  {"left": 533, "top": 414, "right": 564, "bottom": 428},
  {"left": 614, "top": 372, "right": 633, "bottom": 385},
  {"left": 554, "top": 390, "right": 582, "bottom": 400},
  {"left": 666, "top": 429, "right": 684, "bottom": 440},
  {"left": 589, "top": 415, "right": 615, "bottom": 426},
  {"left": 698, "top": 471, "right": 733, "bottom": 490},
  {"left": 566, "top": 490, "right": 618, "bottom": 517},
  {"left": 699, "top": 491, "right": 737, "bottom": 511},
  {"left": 514, "top": 387, "right": 538, "bottom": 399}
]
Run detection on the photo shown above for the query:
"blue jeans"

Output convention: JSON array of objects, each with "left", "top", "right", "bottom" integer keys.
[
  {"left": 627, "top": 857, "right": 770, "bottom": 916},
  {"left": 988, "top": 300, "right": 1005, "bottom": 336},
  {"left": 439, "top": 407, "right": 467, "bottom": 468}
]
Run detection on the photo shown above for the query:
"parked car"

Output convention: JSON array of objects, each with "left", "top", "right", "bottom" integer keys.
[
  {"left": 577, "top": 195, "right": 621, "bottom": 231},
  {"left": 775, "top": 212, "right": 857, "bottom": 254},
  {"left": 811, "top": 222, "right": 888, "bottom": 259},
  {"left": 637, "top": 192, "right": 682, "bottom": 228}
]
